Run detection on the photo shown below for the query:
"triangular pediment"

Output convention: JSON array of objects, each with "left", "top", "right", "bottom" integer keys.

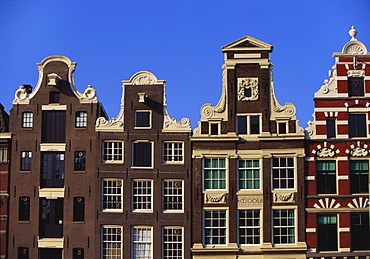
[{"left": 222, "top": 35, "right": 273, "bottom": 51}]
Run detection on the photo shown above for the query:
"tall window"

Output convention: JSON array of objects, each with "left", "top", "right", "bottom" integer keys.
[
  {"left": 135, "top": 110, "right": 151, "bottom": 128},
  {"left": 326, "top": 118, "right": 336, "bottom": 138},
  {"left": 74, "top": 151, "right": 86, "bottom": 171},
  {"left": 75, "top": 111, "right": 87, "bottom": 128},
  {"left": 204, "top": 210, "right": 227, "bottom": 245},
  {"left": 132, "top": 141, "right": 152, "bottom": 168},
  {"left": 73, "top": 197, "right": 84, "bottom": 222},
  {"left": 237, "top": 115, "right": 260, "bottom": 135},
  {"left": 272, "top": 157, "right": 294, "bottom": 189},
  {"left": 204, "top": 158, "right": 226, "bottom": 190},
  {"left": 316, "top": 161, "right": 336, "bottom": 194},
  {"left": 22, "top": 112, "right": 33, "bottom": 128},
  {"left": 19, "top": 197, "right": 30, "bottom": 221},
  {"left": 317, "top": 214, "right": 337, "bottom": 251},
  {"left": 102, "top": 141, "right": 123, "bottom": 163},
  {"left": 348, "top": 77, "right": 364, "bottom": 97},
  {"left": 273, "top": 209, "right": 295, "bottom": 244},
  {"left": 0, "top": 145, "right": 8, "bottom": 163},
  {"left": 20, "top": 151, "right": 32, "bottom": 171},
  {"left": 42, "top": 110, "right": 66, "bottom": 143},
  {"left": 348, "top": 114, "right": 367, "bottom": 138},
  {"left": 102, "top": 179, "right": 123, "bottom": 212},
  {"left": 163, "top": 142, "right": 183, "bottom": 163},
  {"left": 163, "top": 180, "right": 183, "bottom": 212},
  {"left": 41, "top": 152, "right": 64, "bottom": 188},
  {"left": 132, "top": 227, "right": 152, "bottom": 259},
  {"left": 239, "top": 159, "right": 260, "bottom": 190},
  {"left": 351, "top": 213, "right": 370, "bottom": 251},
  {"left": 239, "top": 210, "right": 260, "bottom": 245},
  {"left": 102, "top": 225, "right": 123, "bottom": 258},
  {"left": 350, "top": 160, "right": 369, "bottom": 193},
  {"left": 39, "top": 198, "right": 63, "bottom": 238},
  {"left": 132, "top": 180, "right": 152, "bottom": 212},
  {"left": 163, "top": 227, "right": 183, "bottom": 259}
]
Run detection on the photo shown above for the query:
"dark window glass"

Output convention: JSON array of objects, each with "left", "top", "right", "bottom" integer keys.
[
  {"left": 18, "top": 247, "right": 29, "bottom": 259},
  {"left": 22, "top": 112, "right": 33, "bottom": 128},
  {"left": 73, "top": 197, "right": 84, "bottom": 222},
  {"left": 42, "top": 111, "right": 66, "bottom": 143},
  {"left": 210, "top": 124, "right": 218, "bottom": 135},
  {"left": 317, "top": 214, "right": 337, "bottom": 251},
  {"left": 75, "top": 111, "right": 87, "bottom": 128},
  {"left": 350, "top": 160, "right": 369, "bottom": 193},
  {"left": 73, "top": 248, "right": 84, "bottom": 259},
  {"left": 351, "top": 213, "right": 370, "bottom": 250},
  {"left": 250, "top": 116, "right": 260, "bottom": 134},
  {"left": 41, "top": 152, "right": 64, "bottom": 188},
  {"left": 133, "top": 142, "right": 152, "bottom": 167},
  {"left": 135, "top": 111, "right": 150, "bottom": 127},
  {"left": 326, "top": 118, "right": 336, "bottom": 138},
  {"left": 20, "top": 151, "right": 32, "bottom": 171},
  {"left": 49, "top": 91, "right": 60, "bottom": 103},
  {"left": 74, "top": 151, "right": 86, "bottom": 171},
  {"left": 237, "top": 116, "right": 247, "bottom": 134},
  {"left": 348, "top": 114, "right": 367, "bottom": 138},
  {"left": 278, "top": 122, "right": 287, "bottom": 134},
  {"left": 316, "top": 161, "right": 336, "bottom": 194},
  {"left": 348, "top": 77, "right": 364, "bottom": 97},
  {"left": 19, "top": 197, "right": 30, "bottom": 221},
  {"left": 39, "top": 198, "right": 63, "bottom": 238},
  {"left": 38, "top": 248, "right": 62, "bottom": 259}
]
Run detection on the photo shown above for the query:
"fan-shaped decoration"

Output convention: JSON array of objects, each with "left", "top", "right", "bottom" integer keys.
[
  {"left": 347, "top": 197, "right": 369, "bottom": 208},
  {"left": 313, "top": 198, "right": 341, "bottom": 209}
]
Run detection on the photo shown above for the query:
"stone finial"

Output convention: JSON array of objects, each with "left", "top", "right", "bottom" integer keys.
[{"left": 349, "top": 26, "right": 357, "bottom": 41}]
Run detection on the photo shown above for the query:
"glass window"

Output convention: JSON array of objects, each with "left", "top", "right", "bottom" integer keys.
[
  {"left": 39, "top": 198, "right": 63, "bottom": 238},
  {"left": 133, "top": 141, "right": 152, "bottom": 168},
  {"left": 204, "top": 210, "right": 227, "bottom": 245},
  {"left": 74, "top": 151, "right": 86, "bottom": 171},
  {"left": 19, "top": 197, "right": 30, "bottom": 221},
  {"left": 163, "top": 142, "right": 183, "bottom": 163},
  {"left": 239, "top": 210, "right": 260, "bottom": 245},
  {"left": 22, "top": 112, "right": 33, "bottom": 128},
  {"left": 326, "top": 118, "right": 336, "bottom": 138},
  {"left": 350, "top": 160, "right": 369, "bottom": 193},
  {"left": 135, "top": 111, "right": 151, "bottom": 128},
  {"left": 278, "top": 122, "right": 287, "bottom": 134},
  {"left": 132, "top": 227, "right": 152, "bottom": 258},
  {"left": 272, "top": 157, "right": 294, "bottom": 189},
  {"left": 348, "top": 77, "right": 364, "bottom": 97},
  {"left": 210, "top": 123, "right": 219, "bottom": 135},
  {"left": 133, "top": 180, "right": 152, "bottom": 212},
  {"left": 102, "top": 226, "right": 123, "bottom": 258},
  {"left": 316, "top": 161, "right": 336, "bottom": 194},
  {"left": 239, "top": 159, "right": 260, "bottom": 190},
  {"left": 237, "top": 115, "right": 260, "bottom": 135},
  {"left": 204, "top": 158, "right": 226, "bottom": 190},
  {"left": 102, "top": 179, "right": 123, "bottom": 212},
  {"left": 75, "top": 111, "right": 87, "bottom": 128},
  {"left": 20, "top": 151, "right": 32, "bottom": 171},
  {"left": 102, "top": 141, "right": 123, "bottom": 163},
  {"left": 349, "top": 114, "right": 367, "bottom": 138},
  {"left": 73, "top": 197, "right": 84, "bottom": 222},
  {"left": 0, "top": 145, "right": 8, "bottom": 163},
  {"left": 317, "top": 214, "right": 337, "bottom": 251},
  {"left": 163, "top": 180, "right": 183, "bottom": 212},
  {"left": 41, "top": 152, "right": 64, "bottom": 188},
  {"left": 273, "top": 209, "right": 295, "bottom": 244},
  {"left": 351, "top": 213, "right": 370, "bottom": 251},
  {"left": 163, "top": 227, "right": 183, "bottom": 259}
]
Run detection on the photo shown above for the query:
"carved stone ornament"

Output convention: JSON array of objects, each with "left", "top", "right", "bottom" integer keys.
[
  {"left": 346, "top": 143, "right": 369, "bottom": 157},
  {"left": 131, "top": 73, "right": 156, "bottom": 85},
  {"left": 163, "top": 116, "right": 191, "bottom": 132},
  {"left": 237, "top": 78, "right": 259, "bottom": 101},
  {"left": 237, "top": 195, "right": 263, "bottom": 206},
  {"left": 347, "top": 70, "right": 365, "bottom": 77},
  {"left": 204, "top": 193, "right": 226, "bottom": 204},
  {"left": 273, "top": 192, "right": 295, "bottom": 203},
  {"left": 316, "top": 147, "right": 335, "bottom": 158},
  {"left": 14, "top": 86, "right": 29, "bottom": 101},
  {"left": 82, "top": 85, "right": 97, "bottom": 100}
]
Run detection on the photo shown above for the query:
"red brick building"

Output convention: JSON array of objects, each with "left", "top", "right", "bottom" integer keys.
[{"left": 305, "top": 26, "right": 370, "bottom": 258}]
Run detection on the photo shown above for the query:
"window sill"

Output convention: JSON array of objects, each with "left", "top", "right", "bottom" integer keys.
[
  {"left": 18, "top": 221, "right": 31, "bottom": 224},
  {"left": 72, "top": 221, "right": 85, "bottom": 224},
  {"left": 73, "top": 171, "right": 86, "bottom": 174},
  {"left": 162, "top": 210, "right": 184, "bottom": 214},
  {"left": 132, "top": 210, "right": 153, "bottom": 213},
  {"left": 19, "top": 170, "right": 31, "bottom": 174}
]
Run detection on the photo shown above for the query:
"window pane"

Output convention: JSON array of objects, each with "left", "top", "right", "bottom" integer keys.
[
  {"left": 273, "top": 209, "right": 295, "bottom": 244},
  {"left": 135, "top": 111, "right": 151, "bottom": 127},
  {"left": 326, "top": 118, "right": 336, "bottom": 138},
  {"left": 204, "top": 210, "right": 227, "bottom": 245},
  {"left": 317, "top": 214, "right": 337, "bottom": 251},
  {"left": 350, "top": 160, "right": 369, "bottom": 193},
  {"left": 237, "top": 116, "right": 247, "bottom": 134},
  {"left": 349, "top": 114, "right": 367, "bottom": 138},
  {"left": 250, "top": 116, "right": 260, "bottom": 134},
  {"left": 75, "top": 111, "right": 87, "bottom": 128},
  {"left": 316, "top": 161, "right": 336, "bottom": 194},
  {"left": 102, "top": 179, "right": 123, "bottom": 211},
  {"left": 204, "top": 158, "right": 226, "bottom": 190},
  {"left": 22, "top": 112, "right": 33, "bottom": 128},
  {"left": 102, "top": 226, "right": 122, "bottom": 258},
  {"left": 272, "top": 157, "right": 295, "bottom": 189},
  {"left": 163, "top": 227, "right": 183, "bottom": 258},
  {"left": 163, "top": 180, "right": 183, "bottom": 211},
  {"left": 239, "top": 160, "right": 260, "bottom": 190}
]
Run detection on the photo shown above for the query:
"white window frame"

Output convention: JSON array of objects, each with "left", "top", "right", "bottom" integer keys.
[
  {"left": 272, "top": 208, "right": 296, "bottom": 245},
  {"left": 0, "top": 145, "right": 8, "bottom": 163},
  {"left": 209, "top": 122, "right": 220, "bottom": 135},
  {"left": 236, "top": 114, "right": 261, "bottom": 135},
  {"left": 271, "top": 156, "right": 296, "bottom": 190},
  {"left": 132, "top": 226, "right": 152, "bottom": 259},
  {"left": 203, "top": 208, "right": 228, "bottom": 246},
  {"left": 238, "top": 159, "right": 261, "bottom": 190},
  {"left": 163, "top": 142, "right": 184, "bottom": 164},
  {"left": 238, "top": 209, "right": 261, "bottom": 245},
  {"left": 102, "top": 140, "right": 124, "bottom": 163},
  {"left": 163, "top": 180, "right": 184, "bottom": 213},
  {"left": 22, "top": 112, "right": 33, "bottom": 128},
  {"left": 277, "top": 121, "right": 288, "bottom": 135},
  {"left": 102, "top": 179, "right": 123, "bottom": 212},
  {"left": 135, "top": 110, "right": 152, "bottom": 129},
  {"left": 203, "top": 157, "right": 227, "bottom": 191},
  {"left": 75, "top": 111, "right": 87, "bottom": 128},
  {"left": 132, "top": 140, "right": 154, "bottom": 169},
  {"left": 101, "top": 225, "right": 123, "bottom": 258},
  {"left": 162, "top": 226, "right": 183, "bottom": 259},
  {"left": 132, "top": 179, "right": 153, "bottom": 212}
]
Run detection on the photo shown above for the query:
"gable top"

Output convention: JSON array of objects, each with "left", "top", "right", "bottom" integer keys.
[
  {"left": 221, "top": 35, "right": 273, "bottom": 52},
  {"left": 336, "top": 26, "right": 369, "bottom": 56}
]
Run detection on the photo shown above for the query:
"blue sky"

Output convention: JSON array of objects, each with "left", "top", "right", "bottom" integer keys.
[{"left": 1, "top": 1, "right": 369, "bottom": 129}]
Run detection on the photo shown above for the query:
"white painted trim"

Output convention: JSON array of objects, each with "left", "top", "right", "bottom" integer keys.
[
  {"left": 234, "top": 53, "right": 261, "bottom": 59},
  {"left": 38, "top": 237, "right": 64, "bottom": 248},
  {"left": 40, "top": 143, "right": 66, "bottom": 152},
  {"left": 41, "top": 104, "right": 67, "bottom": 110},
  {"left": 338, "top": 175, "right": 349, "bottom": 180},
  {"left": 305, "top": 228, "right": 316, "bottom": 232},
  {"left": 305, "top": 176, "right": 315, "bottom": 180},
  {"left": 339, "top": 227, "right": 350, "bottom": 232}
]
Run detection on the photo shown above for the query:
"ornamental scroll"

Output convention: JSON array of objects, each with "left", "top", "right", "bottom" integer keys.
[{"left": 237, "top": 78, "right": 259, "bottom": 101}]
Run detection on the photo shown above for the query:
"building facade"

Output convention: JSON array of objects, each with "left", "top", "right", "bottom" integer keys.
[
  {"left": 305, "top": 27, "right": 370, "bottom": 258},
  {"left": 94, "top": 71, "right": 192, "bottom": 258},
  {"left": 190, "top": 36, "right": 307, "bottom": 258}
]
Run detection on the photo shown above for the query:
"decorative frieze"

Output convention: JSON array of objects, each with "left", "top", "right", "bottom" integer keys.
[
  {"left": 347, "top": 197, "right": 369, "bottom": 208},
  {"left": 204, "top": 193, "right": 226, "bottom": 204},
  {"left": 312, "top": 142, "right": 340, "bottom": 158},
  {"left": 237, "top": 195, "right": 263, "bottom": 207},
  {"left": 273, "top": 192, "right": 295, "bottom": 203},
  {"left": 345, "top": 142, "right": 369, "bottom": 157},
  {"left": 313, "top": 198, "right": 341, "bottom": 209},
  {"left": 237, "top": 78, "right": 259, "bottom": 101}
]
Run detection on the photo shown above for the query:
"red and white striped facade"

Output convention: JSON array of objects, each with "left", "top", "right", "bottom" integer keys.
[{"left": 305, "top": 27, "right": 370, "bottom": 258}]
